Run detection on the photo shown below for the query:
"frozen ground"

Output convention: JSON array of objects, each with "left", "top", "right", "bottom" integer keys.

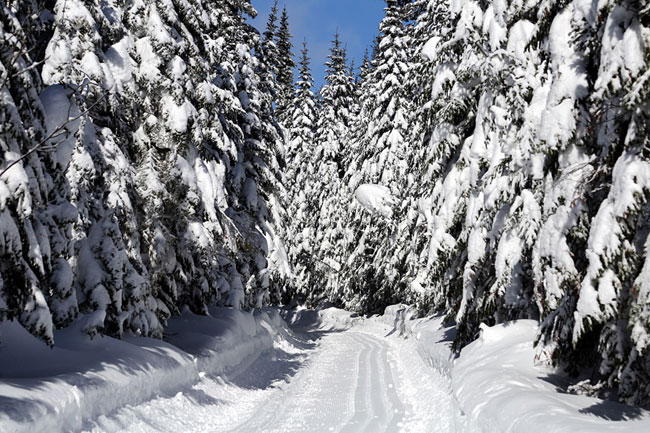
[{"left": 1, "top": 306, "right": 650, "bottom": 433}]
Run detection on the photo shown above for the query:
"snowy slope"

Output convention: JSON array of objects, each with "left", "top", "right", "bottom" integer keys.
[
  {"left": 453, "top": 321, "right": 650, "bottom": 433},
  {"left": 0, "top": 308, "right": 284, "bottom": 433},
  {"left": 391, "top": 308, "right": 650, "bottom": 433}
]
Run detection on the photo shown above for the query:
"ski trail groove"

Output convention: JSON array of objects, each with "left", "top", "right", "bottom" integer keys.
[
  {"left": 356, "top": 331, "right": 406, "bottom": 432},
  {"left": 340, "top": 333, "right": 373, "bottom": 433},
  {"left": 84, "top": 322, "right": 452, "bottom": 433}
]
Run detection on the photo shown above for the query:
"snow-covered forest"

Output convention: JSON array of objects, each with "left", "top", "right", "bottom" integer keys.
[{"left": 1, "top": 0, "right": 650, "bottom": 415}]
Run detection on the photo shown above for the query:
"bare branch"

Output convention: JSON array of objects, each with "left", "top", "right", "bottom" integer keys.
[{"left": 7, "top": 58, "right": 47, "bottom": 81}]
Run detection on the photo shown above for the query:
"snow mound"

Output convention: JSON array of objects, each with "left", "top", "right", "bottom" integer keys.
[
  {"left": 381, "top": 305, "right": 650, "bottom": 432},
  {"left": 454, "top": 320, "right": 650, "bottom": 433},
  {"left": 382, "top": 305, "right": 457, "bottom": 378},
  {"left": 0, "top": 308, "right": 285, "bottom": 433},
  {"left": 281, "top": 306, "right": 361, "bottom": 331},
  {"left": 354, "top": 184, "right": 395, "bottom": 217},
  {"left": 317, "top": 307, "right": 362, "bottom": 331}
]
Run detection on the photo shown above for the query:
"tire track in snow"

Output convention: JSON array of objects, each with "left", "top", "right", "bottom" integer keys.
[
  {"left": 225, "top": 331, "right": 362, "bottom": 433},
  {"left": 380, "top": 336, "right": 406, "bottom": 432}
]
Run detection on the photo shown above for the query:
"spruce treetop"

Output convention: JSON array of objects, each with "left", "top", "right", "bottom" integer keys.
[
  {"left": 275, "top": 5, "right": 297, "bottom": 123},
  {"left": 296, "top": 40, "right": 315, "bottom": 96},
  {"left": 263, "top": 0, "right": 279, "bottom": 44}
]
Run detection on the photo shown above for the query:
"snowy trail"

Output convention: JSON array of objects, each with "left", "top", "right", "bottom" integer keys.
[
  {"left": 84, "top": 319, "right": 453, "bottom": 433},
  {"left": 232, "top": 330, "right": 406, "bottom": 433}
]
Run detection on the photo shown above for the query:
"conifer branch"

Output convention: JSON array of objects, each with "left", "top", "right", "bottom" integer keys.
[{"left": 0, "top": 90, "right": 108, "bottom": 179}]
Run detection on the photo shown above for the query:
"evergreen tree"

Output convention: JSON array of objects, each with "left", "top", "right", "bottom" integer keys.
[
  {"left": 317, "top": 32, "right": 355, "bottom": 178},
  {"left": 285, "top": 40, "right": 318, "bottom": 302},
  {"left": 551, "top": 0, "right": 650, "bottom": 405},
  {"left": 340, "top": 0, "right": 413, "bottom": 313},
  {"left": 275, "top": 6, "right": 296, "bottom": 124},
  {"left": 230, "top": 1, "right": 290, "bottom": 307},
  {"left": 401, "top": 0, "right": 486, "bottom": 326},
  {"left": 306, "top": 32, "right": 355, "bottom": 304},
  {"left": 42, "top": 0, "right": 164, "bottom": 338},
  {"left": 0, "top": 0, "right": 61, "bottom": 345},
  {"left": 262, "top": 0, "right": 280, "bottom": 78},
  {"left": 359, "top": 49, "right": 372, "bottom": 83}
]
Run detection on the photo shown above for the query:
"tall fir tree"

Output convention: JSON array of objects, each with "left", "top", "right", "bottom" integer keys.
[
  {"left": 340, "top": 0, "right": 413, "bottom": 313},
  {"left": 285, "top": 41, "right": 318, "bottom": 302},
  {"left": 275, "top": 6, "right": 296, "bottom": 124},
  {"left": 0, "top": 0, "right": 63, "bottom": 345},
  {"left": 262, "top": 0, "right": 280, "bottom": 78},
  {"left": 306, "top": 32, "right": 355, "bottom": 304}
]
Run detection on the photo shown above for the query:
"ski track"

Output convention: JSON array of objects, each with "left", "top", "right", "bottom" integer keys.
[{"left": 84, "top": 322, "right": 452, "bottom": 433}]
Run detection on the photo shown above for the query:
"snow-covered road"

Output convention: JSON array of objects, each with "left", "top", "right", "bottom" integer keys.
[
  {"left": 7, "top": 307, "right": 649, "bottom": 433},
  {"left": 84, "top": 315, "right": 453, "bottom": 433}
]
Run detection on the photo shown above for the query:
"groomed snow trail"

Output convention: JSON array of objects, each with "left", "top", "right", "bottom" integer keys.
[{"left": 84, "top": 317, "right": 453, "bottom": 433}]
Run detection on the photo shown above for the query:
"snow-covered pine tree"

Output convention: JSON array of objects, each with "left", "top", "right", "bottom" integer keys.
[
  {"left": 358, "top": 49, "right": 372, "bottom": 86},
  {"left": 308, "top": 32, "right": 355, "bottom": 305},
  {"left": 42, "top": 0, "right": 165, "bottom": 338},
  {"left": 257, "top": 0, "right": 280, "bottom": 118},
  {"left": 287, "top": 41, "right": 317, "bottom": 183},
  {"left": 388, "top": 0, "right": 444, "bottom": 313},
  {"left": 369, "top": 0, "right": 449, "bottom": 314},
  {"left": 348, "top": 59, "right": 361, "bottom": 119},
  {"left": 563, "top": 0, "right": 650, "bottom": 405},
  {"left": 0, "top": 0, "right": 62, "bottom": 345},
  {"left": 347, "top": 50, "right": 371, "bottom": 126},
  {"left": 285, "top": 41, "right": 319, "bottom": 302},
  {"left": 275, "top": 6, "right": 296, "bottom": 125},
  {"left": 530, "top": 0, "right": 606, "bottom": 382},
  {"left": 341, "top": 0, "right": 414, "bottom": 314},
  {"left": 450, "top": 0, "right": 545, "bottom": 346},
  {"left": 226, "top": 0, "right": 290, "bottom": 308},
  {"left": 262, "top": 0, "right": 280, "bottom": 78},
  {"left": 400, "top": 0, "right": 484, "bottom": 323}
]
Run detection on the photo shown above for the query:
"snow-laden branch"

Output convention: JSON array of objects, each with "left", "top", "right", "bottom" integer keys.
[{"left": 0, "top": 87, "right": 108, "bottom": 180}]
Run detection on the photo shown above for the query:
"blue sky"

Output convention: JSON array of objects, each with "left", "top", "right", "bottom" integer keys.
[{"left": 250, "top": 0, "right": 386, "bottom": 90}]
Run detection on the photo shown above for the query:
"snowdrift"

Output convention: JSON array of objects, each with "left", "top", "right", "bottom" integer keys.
[
  {"left": 384, "top": 305, "right": 650, "bottom": 433},
  {"left": 281, "top": 305, "right": 362, "bottom": 332},
  {"left": 453, "top": 321, "right": 650, "bottom": 433},
  {"left": 0, "top": 308, "right": 285, "bottom": 433}
]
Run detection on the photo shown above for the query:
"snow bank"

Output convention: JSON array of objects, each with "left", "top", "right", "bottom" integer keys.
[
  {"left": 317, "top": 307, "right": 363, "bottom": 330},
  {"left": 281, "top": 305, "right": 361, "bottom": 331},
  {"left": 0, "top": 308, "right": 285, "bottom": 433},
  {"left": 353, "top": 184, "right": 396, "bottom": 218},
  {"left": 391, "top": 307, "right": 650, "bottom": 433},
  {"left": 453, "top": 320, "right": 650, "bottom": 433},
  {"left": 381, "top": 304, "right": 457, "bottom": 378}
]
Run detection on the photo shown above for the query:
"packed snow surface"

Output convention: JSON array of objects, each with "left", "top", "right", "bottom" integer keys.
[{"left": 1, "top": 306, "right": 649, "bottom": 432}]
